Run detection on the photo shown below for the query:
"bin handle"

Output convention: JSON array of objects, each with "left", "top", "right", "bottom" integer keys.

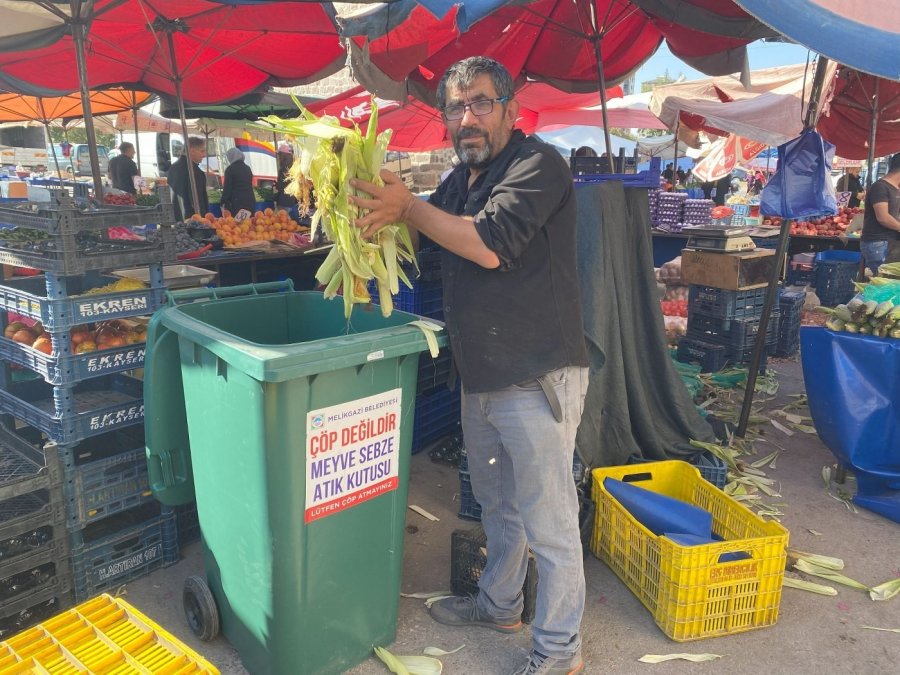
[{"left": 165, "top": 279, "right": 295, "bottom": 306}]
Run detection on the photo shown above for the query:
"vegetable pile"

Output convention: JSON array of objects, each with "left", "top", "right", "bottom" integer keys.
[
  {"left": 820, "top": 277, "right": 900, "bottom": 338},
  {"left": 259, "top": 98, "right": 417, "bottom": 318}
]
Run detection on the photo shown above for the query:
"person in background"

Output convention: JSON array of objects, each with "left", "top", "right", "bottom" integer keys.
[
  {"left": 663, "top": 162, "right": 674, "bottom": 182},
  {"left": 713, "top": 174, "right": 732, "bottom": 206},
  {"left": 167, "top": 137, "right": 209, "bottom": 221},
  {"left": 837, "top": 166, "right": 865, "bottom": 208},
  {"left": 676, "top": 167, "right": 686, "bottom": 185},
  {"left": 860, "top": 153, "right": 900, "bottom": 274},
  {"left": 349, "top": 56, "right": 589, "bottom": 675},
  {"left": 107, "top": 141, "right": 138, "bottom": 194},
  {"left": 274, "top": 142, "right": 298, "bottom": 210},
  {"left": 221, "top": 147, "right": 255, "bottom": 216}
]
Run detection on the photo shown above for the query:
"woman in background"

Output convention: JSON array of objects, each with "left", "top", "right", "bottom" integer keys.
[{"left": 221, "top": 147, "right": 255, "bottom": 215}]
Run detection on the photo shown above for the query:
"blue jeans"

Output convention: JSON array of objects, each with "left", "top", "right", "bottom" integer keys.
[
  {"left": 463, "top": 366, "right": 589, "bottom": 659},
  {"left": 860, "top": 240, "right": 889, "bottom": 275}
]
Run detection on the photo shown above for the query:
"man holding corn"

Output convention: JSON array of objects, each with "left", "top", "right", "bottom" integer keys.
[{"left": 351, "top": 57, "right": 589, "bottom": 675}]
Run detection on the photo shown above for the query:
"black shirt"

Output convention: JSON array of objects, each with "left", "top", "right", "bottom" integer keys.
[
  {"left": 862, "top": 179, "right": 900, "bottom": 241},
  {"left": 108, "top": 154, "right": 138, "bottom": 194},
  {"left": 167, "top": 155, "right": 209, "bottom": 221},
  {"left": 222, "top": 160, "right": 256, "bottom": 215},
  {"left": 428, "top": 130, "right": 589, "bottom": 393}
]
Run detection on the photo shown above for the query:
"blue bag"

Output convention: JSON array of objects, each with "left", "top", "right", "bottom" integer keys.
[
  {"left": 761, "top": 129, "right": 837, "bottom": 219},
  {"left": 603, "top": 477, "right": 712, "bottom": 538}
]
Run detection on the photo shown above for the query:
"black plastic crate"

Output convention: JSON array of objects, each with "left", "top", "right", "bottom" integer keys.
[
  {"left": 686, "top": 310, "right": 779, "bottom": 352},
  {"left": 175, "top": 501, "right": 201, "bottom": 549},
  {"left": 626, "top": 451, "right": 728, "bottom": 490},
  {"left": 0, "top": 190, "right": 174, "bottom": 234},
  {"left": 688, "top": 285, "right": 768, "bottom": 320},
  {"left": 450, "top": 525, "right": 538, "bottom": 624},
  {"left": 677, "top": 336, "right": 727, "bottom": 372},
  {"left": 47, "top": 426, "right": 153, "bottom": 528},
  {"left": 0, "top": 427, "right": 66, "bottom": 569},
  {"left": 417, "top": 350, "right": 452, "bottom": 397},
  {"left": 412, "top": 386, "right": 461, "bottom": 454},
  {"left": 0, "top": 227, "right": 176, "bottom": 276},
  {"left": 774, "top": 290, "right": 805, "bottom": 357},
  {"left": 70, "top": 502, "right": 178, "bottom": 602},
  {"left": 0, "top": 374, "right": 143, "bottom": 445},
  {"left": 0, "top": 273, "right": 165, "bottom": 331},
  {"left": 0, "top": 558, "right": 70, "bottom": 611},
  {"left": 458, "top": 470, "right": 481, "bottom": 522},
  {"left": 786, "top": 263, "right": 816, "bottom": 287},
  {"left": 814, "top": 260, "right": 859, "bottom": 307},
  {"left": 0, "top": 584, "right": 72, "bottom": 641},
  {"left": 369, "top": 278, "right": 444, "bottom": 320}
]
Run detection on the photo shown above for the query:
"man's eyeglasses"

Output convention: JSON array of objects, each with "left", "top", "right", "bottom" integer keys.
[{"left": 442, "top": 96, "right": 510, "bottom": 121}]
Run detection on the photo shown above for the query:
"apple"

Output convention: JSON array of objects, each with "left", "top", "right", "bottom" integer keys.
[
  {"left": 4, "top": 321, "right": 26, "bottom": 339},
  {"left": 32, "top": 335, "right": 53, "bottom": 355},
  {"left": 12, "top": 328, "right": 36, "bottom": 344},
  {"left": 75, "top": 340, "right": 97, "bottom": 354}
]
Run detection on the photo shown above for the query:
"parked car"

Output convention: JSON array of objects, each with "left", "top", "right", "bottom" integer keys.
[{"left": 47, "top": 143, "right": 109, "bottom": 176}]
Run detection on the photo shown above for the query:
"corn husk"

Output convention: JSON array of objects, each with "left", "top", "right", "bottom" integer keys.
[
  {"left": 409, "top": 320, "right": 442, "bottom": 358},
  {"left": 787, "top": 550, "right": 845, "bottom": 570},
  {"left": 374, "top": 647, "right": 443, "bottom": 674},
  {"left": 860, "top": 626, "right": 900, "bottom": 633},
  {"left": 794, "top": 559, "right": 869, "bottom": 591},
  {"left": 423, "top": 646, "right": 465, "bottom": 656},
  {"left": 782, "top": 577, "right": 838, "bottom": 596},
  {"left": 868, "top": 577, "right": 900, "bottom": 601},
  {"left": 400, "top": 591, "right": 452, "bottom": 600},
  {"left": 424, "top": 595, "right": 454, "bottom": 609},
  {"left": 638, "top": 653, "right": 722, "bottom": 663}
]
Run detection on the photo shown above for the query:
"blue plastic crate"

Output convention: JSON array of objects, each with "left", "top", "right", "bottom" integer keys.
[
  {"left": 417, "top": 350, "right": 452, "bottom": 397},
  {"left": 0, "top": 374, "right": 143, "bottom": 445},
  {"left": 626, "top": 451, "right": 728, "bottom": 490},
  {"left": 0, "top": 335, "right": 146, "bottom": 387},
  {"left": 70, "top": 502, "right": 178, "bottom": 602},
  {"left": 686, "top": 311, "right": 780, "bottom": 352},
  {"left": 47, "top": 427, "right": 153, "bottom": 528},
  {"left": 814, "top": 252, "right": 861, "bottom": 307},
  {"left": 412, "top": 386, "right": 461, "bottom": 454},
  {"left": 0, "top": 273, "right": 165, "bottom": 331},
  {"left": 369, "top": 278, "right": 444, "bottom": 320},
  {"left": 775, "top": 290, "right": 806, "bottom": 357},
  {"left": 677, "top": 336, "right": 727, "bottom": 372},
  {"left": 688, "top": 285, "right": 768, "bottom": 320},
  {"left": 174, "top": 501, "right": 201, "bottom": 548}
]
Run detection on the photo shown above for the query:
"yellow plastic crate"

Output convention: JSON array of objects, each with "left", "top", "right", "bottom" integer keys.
[
  {"left": 591, "top": 461, "right": 789, "bottom": 641},
  {"left": 0, "top": 593, "right": 219, "bottom": 674}
]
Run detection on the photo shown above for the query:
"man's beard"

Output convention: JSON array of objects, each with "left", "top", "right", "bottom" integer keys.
[{"left": 453, "top": 128, "right": 493, "bottom": 169}]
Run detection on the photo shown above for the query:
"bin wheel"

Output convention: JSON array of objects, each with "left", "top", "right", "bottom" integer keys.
[{"left": 183, "top": 575, "right": 220, "bottom": 641}]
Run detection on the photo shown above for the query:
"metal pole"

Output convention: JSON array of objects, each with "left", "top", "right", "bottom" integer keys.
[
  {"left": 165, "top": 31, "right": 201, "bottom": 218},
  {"left": 736, "top": 218, "right": 791, "bottom": 437},
  {"left": 865, "top": 78, "right": 880, "bottom": 188},
  {"left": 132, "top": 93, "right": 142, "bottom": 175},
  {"left": 591, "top": 37, "right": 615, "bottom": 173},
  {"left": 672, "top": 118, "right": 680, "bottom": 183},
  {"left": 45, "top": 123, "right": 63, "bottom": 178},
  {"left": 70, "top": 17, "right": 104, "bottom": 198}
]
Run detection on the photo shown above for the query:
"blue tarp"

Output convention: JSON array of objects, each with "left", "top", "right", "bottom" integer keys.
[{"left": 801, "top": 327, "right": 900, "bottom": 523}]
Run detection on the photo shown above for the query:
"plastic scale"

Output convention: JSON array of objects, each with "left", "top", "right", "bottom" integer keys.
[{"left": 683, "top": 225, "right": 756, "bottom": 252}]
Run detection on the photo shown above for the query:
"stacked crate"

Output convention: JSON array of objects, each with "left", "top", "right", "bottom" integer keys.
[
  {"left": 0, "top": 189, "right": 178, "bottom": 620},
  {"left": 369, "top": 249, "right": 461, "bottom": 453},
  {"left": 677, "top": 285, "right": 778, "bottom": 372},
  {"left": 774, "top": 289, "right": 806, "bottom": 357}
]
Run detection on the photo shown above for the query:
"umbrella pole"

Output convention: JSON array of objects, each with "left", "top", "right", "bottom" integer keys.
[
  {"left": 165, "top": 31, "right": 201, "bottom": 218},
  {"left": 865, "top": 79, "right": 880, "bottom": 189},
  {"left": 132, "top": 93, "right": 142, "bottom": 175},
  {"left": 590, "top": 38, "right": 615, "bottom": 173},
  {"left": 673, "top": 119, "right": 680, "bottom": 182},
  {"left": 70, "top": 19, "right": 104, "bottom": 199},
  {"left": 45, "top": 123, "right": 63, "bottom": 179}
]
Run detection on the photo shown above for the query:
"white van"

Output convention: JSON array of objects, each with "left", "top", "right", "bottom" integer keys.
[
  {"left": 122, "top": 131, "right": 278, "bottom": 188},
  {"left": 47, "top": 144, "right": 109, "bottom": 176}
]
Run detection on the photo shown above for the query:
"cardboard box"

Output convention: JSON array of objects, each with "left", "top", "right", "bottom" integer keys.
[{"left": 681, "top": 248, "right": 776, "bottom": 291}]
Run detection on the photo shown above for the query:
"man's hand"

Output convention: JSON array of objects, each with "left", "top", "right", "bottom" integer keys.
[{"left": 350, "top": 170, "right": 416, "bottom": 238}]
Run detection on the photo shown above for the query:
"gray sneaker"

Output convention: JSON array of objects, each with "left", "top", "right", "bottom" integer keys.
[
  {"left": 428, "top": 596, "right": 523, "bottom": 634},
  {"left": 510, "top": 650, "right": 584, "bottom": 675}
]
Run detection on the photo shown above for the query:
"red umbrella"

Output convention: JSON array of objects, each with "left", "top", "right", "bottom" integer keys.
[
  {"left": 306, "top": 82, "right": 631, "bottom": 153},
  {"left": 0, "top": 0, "right": 347, "bottom": 208},
  {"left": 344, "top": 0, "right": 776, "bottom": 165},
  {"left": 817, "top": 68, "right": 900, "bottom": 172}
]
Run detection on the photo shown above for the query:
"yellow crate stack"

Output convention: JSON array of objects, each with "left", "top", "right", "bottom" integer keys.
[
  {"left": 591, "top": 460, "right": 789, "bottom": 641},
  {"left": 0, "top": 594, "right": 218, "bottom": 673}
]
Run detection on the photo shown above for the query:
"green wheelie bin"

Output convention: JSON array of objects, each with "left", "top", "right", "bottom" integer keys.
[{"left": 143, "top": 281, "right": 446, "bottom": 675}]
